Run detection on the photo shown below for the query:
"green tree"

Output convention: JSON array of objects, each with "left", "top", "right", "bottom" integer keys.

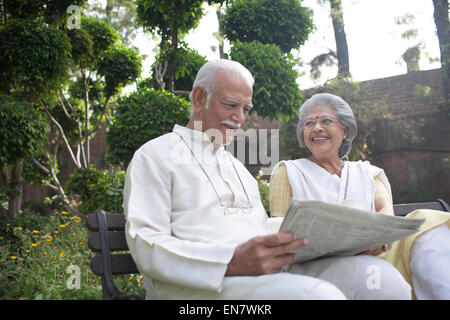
[
  {"left": 149, "top": 41, "right": 208, "bottom": 92},
  {"left": 33, "top": 17, "right": 142, "bottom": 217},
  {"left": 0, "top": 4, "right": 142, "bottom": 218},
  {"left": 221, "top": 1, "right": 314, "bottom": 121},
  {"left": 221, "top": 0, "right": 314, "bottom": 54},
  {"left": 135, "top": 0, "right": 228, "bottom": 92},
  {"left": 88, "top": 0, "right": 140, "bottom": 46},
  {"left": 230, "top": 40, "right": 303, "bottom": 121},
  {"left": 0, "top": 19, "right": 72, "bottom": 101},
  {"left": 2, "top": 0, "right": 87, "bottom": 27},
  {"left": 135, "top": 0, "right": 205, "bottom": 92},
  {"left": 402, "top": 45, "right": 421, "bottom": 72},
  {"left": 0, "top": 94, "right": 47, "bottom": 219},
  {"left": 432, "top": 0, "right": 449, "bottom": 112},
  {"left": 309, "top": 0, "right": 350, "bottom": 80},
  {"left": 0, "top": 14, "right": 74, "bottom": 219},
  {"left": 395, "top": 13, "right": 423, "bottom": 73},
  {"left": 106, "top": 88, "right": 191, "bottom": 167}
]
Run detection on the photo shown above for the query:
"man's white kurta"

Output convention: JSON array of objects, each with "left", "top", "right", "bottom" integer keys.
[{"left": 123, "top": 125, "right": 270, "bottom": 294}]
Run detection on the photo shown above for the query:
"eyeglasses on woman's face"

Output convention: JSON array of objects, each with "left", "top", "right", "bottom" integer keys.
[{"left": 303, "top": 116, "right": 339, "bottom": 129}]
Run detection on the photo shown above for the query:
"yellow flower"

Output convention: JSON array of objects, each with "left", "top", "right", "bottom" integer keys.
[
  {"left": 11, "top": 256, "right": 16, "bottom": 260},
  {"left": 31, "top": 243, "right": 37, "bottom": 247},
  {"left": 44, "top": 252, "right": 47, "bottom": 255},
  {"left": 26, "top": 250, "right": 30, "bottom": 253},
  {"left": 32, "top": 230, "right": 39, "bottom": 234},
  {"left": 60, "top": 252, "right": 64, "bottom": 257},
  {"left": 54, "top": 231, "right": 58, "bottom": 234},
  {"left": 59, "top": 224, "right": 65, "bottom": 228},
  {"left": 61, "top": 211, "right": 68, "bottom": 215},
  {"left": 72, "top": 233, "right": 76, "bottom": 236},
  {"left": 47, "top": 239, "right": 52, "bottom": 242}
]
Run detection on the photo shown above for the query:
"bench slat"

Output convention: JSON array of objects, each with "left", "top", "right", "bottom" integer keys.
[
  {"left": 393, "top": 201, "right": 445, "bottom": 217},
  {"left": 90, "top": 253, "right": 139, "bottom": 275},
  {"left": 88, "top": 231, "right": 129, "bottom": 252},
  {"left": 86, "top": 213, "right": 126, "bottom": 231}
]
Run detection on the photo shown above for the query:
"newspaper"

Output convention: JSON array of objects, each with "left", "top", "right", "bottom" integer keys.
[{"left": 279, "top": 200, "right": 425, "bottom": 264}]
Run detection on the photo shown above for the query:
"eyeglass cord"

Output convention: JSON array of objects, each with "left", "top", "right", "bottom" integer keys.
[{"left": 176, "top": 133, "right": 251, "bottom": 206}]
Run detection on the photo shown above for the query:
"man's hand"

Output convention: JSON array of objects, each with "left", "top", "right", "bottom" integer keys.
[{"left": 225, "top": 232, "right": 309, "bottom": 276}]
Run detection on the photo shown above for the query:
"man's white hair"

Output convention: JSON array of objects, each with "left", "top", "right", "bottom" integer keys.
[{"left": 189, "top": 59, "right": 255, "bottom": 116}]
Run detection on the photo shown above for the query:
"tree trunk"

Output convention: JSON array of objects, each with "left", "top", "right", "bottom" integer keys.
[
  {"left": 156, "top": 32, "right": 169, "bottom": 90},
  {"left": 1, "top": 0, "right": 7, "bottom": 25},
  {"left": 215, "top": 4, "right": 224, "bottom": 59},
  {"left": 432, "top": 0, "right": 449, "bottom": 108},
  {"left": 105, "top": 0, "right": 113, "bottom": 23},
  {"left": 329, "top": 0, "right": 350, "bottom": 79},
  {"left": 82, "top": 71, "right": 90, "bottom": 166},
  {"left": 4, "top": 159, "right": 24, "bottom": 220},
  {"left": 168, "top": 24, "right": 178, "bottom": 92}
]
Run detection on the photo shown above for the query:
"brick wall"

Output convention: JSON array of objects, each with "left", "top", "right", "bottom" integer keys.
[
  {"left": 358, "top": 69, "right": 449, "bottom": 203},
  {"left": 359, "top": 68, "right": 446, "bottom": 116}
]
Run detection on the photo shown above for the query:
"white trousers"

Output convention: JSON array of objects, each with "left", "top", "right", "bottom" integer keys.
[
  {"left": 146, "top": 255, "right": 411, "bottom": 300},
  {"left": 410, "top": 224, "right": 450, "bottom": 299}
]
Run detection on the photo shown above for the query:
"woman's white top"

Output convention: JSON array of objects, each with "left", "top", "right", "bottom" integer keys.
[{"left": 273, "top": 158, "right": 392, "bottom": 213}]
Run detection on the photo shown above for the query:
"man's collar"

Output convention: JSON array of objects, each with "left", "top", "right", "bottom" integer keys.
[
  {"left": 173, "top": 124, "right": 212, "bottom": 144},
  {"left": 173, "top": 124, "right": 226, "bottom": 152}
]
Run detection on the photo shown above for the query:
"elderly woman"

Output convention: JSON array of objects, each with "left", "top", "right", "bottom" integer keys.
[{"left": 270, "top": 93, "right": 450, "bottom": 299}]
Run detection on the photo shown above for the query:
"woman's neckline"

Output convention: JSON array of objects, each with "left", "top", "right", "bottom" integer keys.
[{"left": 305, "top": 157, "right": 345, "bottom": 177}]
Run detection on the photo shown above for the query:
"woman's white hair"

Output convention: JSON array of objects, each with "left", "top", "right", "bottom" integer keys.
[
  {"left": 296, "top": 93, "right": 358, "bottom": 158},
  {"left": 189, "top": 59, "right": 254, "bottom": 116}
]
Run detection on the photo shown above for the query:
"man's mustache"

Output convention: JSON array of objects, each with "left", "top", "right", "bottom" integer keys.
[{"left": 221, "top": 120, "right": 241, "bottom": 129}]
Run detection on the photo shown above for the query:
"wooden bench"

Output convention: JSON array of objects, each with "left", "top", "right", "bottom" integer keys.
[{"left": 86, "top": 199, "right": 450, "bottom": 300}]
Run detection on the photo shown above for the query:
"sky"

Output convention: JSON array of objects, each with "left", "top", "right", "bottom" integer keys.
[{"left": 132, "top": 0, "right": 442, "bottom": 89}]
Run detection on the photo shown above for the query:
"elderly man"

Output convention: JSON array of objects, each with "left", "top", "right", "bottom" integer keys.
[{"left": 123, "top": 59, "right": 411, "bottom": 300}]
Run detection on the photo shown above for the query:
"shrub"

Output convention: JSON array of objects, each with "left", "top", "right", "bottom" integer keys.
[
  {"left": 66, "top": 166, "right": 125, "bottom": 214},
  {"left": 222, "top": 0, "right": 314, "bottom": 53},
  {"left": 229, "top": 40, "right": 302, "bottom": 121},
  {"left": 0, "top": 19, "right": 72, "bottom": 97},
  {"left": 106, "top": 88, "right": 191, "bottom": 167}
]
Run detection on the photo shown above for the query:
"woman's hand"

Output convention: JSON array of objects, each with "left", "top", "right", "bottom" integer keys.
[{"left": 357, "top": 244, "right": 388, "bottom": 256}]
